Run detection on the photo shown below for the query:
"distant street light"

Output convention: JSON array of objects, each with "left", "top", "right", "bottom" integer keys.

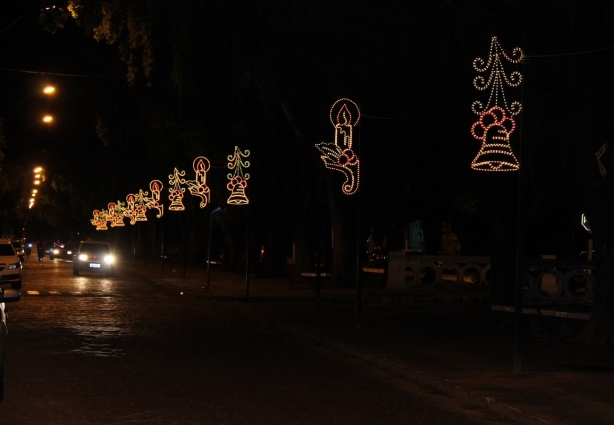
[
  {"left": 42, "top": 115, "right": 53, "bottom": 123},
  {"left": 30, "top": 167, "right": 44, "bottom": 208}
]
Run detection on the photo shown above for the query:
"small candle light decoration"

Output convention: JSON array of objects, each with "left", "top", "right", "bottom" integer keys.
[
  {"left": 471, "top": 37, "right": 523, "bottom": 171},
  {"left": 145, "top": 179, "right": 165, "bottom": 217},
  {"left": 91, "top": 209, "right": 109, "bottom": 230},
  {"left": 107, "top": 201, "right": 126, "bottom": 227},
  {"left": 227, "top": 146, "right": 250, "bottom": 205},
  {"left": 125, "top": 193, "right": 138, "bottom": 225},
  {"left": 315, "top": 98, "right": 361, "bottom": 195},
  {"left": 168, "top": 168, "right": 187, "bottom": 211},
  {"left": 184, "top": 157, "right": 211, "bottom": 208}
]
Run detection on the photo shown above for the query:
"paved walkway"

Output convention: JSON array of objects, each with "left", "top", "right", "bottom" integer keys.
[{"left": 121, "top": 260, "right": 614, "bottom": 425}]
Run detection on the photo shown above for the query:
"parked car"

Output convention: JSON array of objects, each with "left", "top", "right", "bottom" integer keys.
[
  {"left": 367, "top": 246, "right": 388, "bottom": 268},
  {"left": 50, "top": 243, "right": 74, "bottom": 260},
  {"left": 9, "top": 240, "right": 24, "bottom": 257},
  {"left": 0, "top": 288, "right": 21, "bottom": 401},
  {"left": 0, "top": 240, "right": 23, "bottom": 289},
  {"left": 73, "top": 241, "right": 115, "bottom": 277}
]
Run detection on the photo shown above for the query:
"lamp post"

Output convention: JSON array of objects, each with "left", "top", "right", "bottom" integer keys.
[{"left": 206, "top": 206, "right": 222, "bottom": 291}]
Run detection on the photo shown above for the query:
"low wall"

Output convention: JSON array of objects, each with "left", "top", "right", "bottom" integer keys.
[{"left": 387, "top": 252, "right": 491, "bottom": 289}]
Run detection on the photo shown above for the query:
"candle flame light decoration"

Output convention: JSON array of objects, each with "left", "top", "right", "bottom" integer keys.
[
  {"left": 227, "top": 146, "right": 250, "bottom": 205},
  {"left": 471, "top": 36, "right": 523, "bottom": 171},
  {"left": 315, "top": 98, "right": 361, "bottom": 195}
]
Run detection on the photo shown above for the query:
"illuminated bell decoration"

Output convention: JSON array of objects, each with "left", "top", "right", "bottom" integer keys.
[
  {"left": 315, "top": 98, "right": 361, "bottom": 195},
  {"left": 226, "top": 146, "right": 250, "bottom": 205},
  {"left": 168, "top": 168, "right": 187, "bottom": 211},
  {"left": 185, "top": 157, "right": 211, "bottom": 208},
  {"left": 133, "top": 189, "right": 150, "bottom": 221},
  {"left": 227, "top": 176, "right": 248, "bottom": 205},
  {"left": 471, "top": 37, "right": 523, "bottom": 172},
  {"left": 470, "top": 106, "right": 519, "bottom": 171}
]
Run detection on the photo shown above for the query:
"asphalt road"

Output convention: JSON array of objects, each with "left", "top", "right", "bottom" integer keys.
[{"left": 0, "top": 258, "right": 512, "bottom": 424}]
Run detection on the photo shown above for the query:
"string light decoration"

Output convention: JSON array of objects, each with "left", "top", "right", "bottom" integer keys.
[
  {"left": 184, "top": 157, "right": 211, "bottom": 208},
  {"left": 470, "top": 106, "right": 519, "bottom": 171},
  {"left": 315, "top": 98, "right": 361, "bottom": 195},
  {"left": 471, "top": 37, "right": 524, "bottom": 171},
  {"left": 107, "top": 202, "right": 126, "bottom": 227},
  {"left": 145, "top": 180, "right": 165, "bottom": 217},
  {"left": 91, "top": 209, "right": 109, "bottom": 231},
  {"left": 227, "top": 146, "right": 250, "bottom": 205},
  {"left": 168, "top": 168, "right": 187, "bottom": 211},
  {"left": 124, "top": 193, "right": 138, "bottom": 225}
]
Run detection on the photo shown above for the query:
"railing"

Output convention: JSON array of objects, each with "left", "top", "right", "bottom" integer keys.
[
  {"left": 520, "top": 260, "right": 595, "bottom": 305},
  {"left": 388, "top": 253, "right": 595, "bottom": 305},
  {"left": 387, "top": 252, "right": 491, "bottom": 289}
]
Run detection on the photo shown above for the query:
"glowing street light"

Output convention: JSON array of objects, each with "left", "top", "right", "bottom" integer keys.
[{"left": 42, "top": 115, "right": 53, "bottom": 123}]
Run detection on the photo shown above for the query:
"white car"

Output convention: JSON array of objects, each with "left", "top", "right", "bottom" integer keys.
[
  {"left": 73, "top": 241, "right": 115, "bottom": 277},
  {"left": 0, "top": 240, "right": 23, "bottom": 290},
  {"left": 1, "top": 288, "right": 21, "bottom": 401}
]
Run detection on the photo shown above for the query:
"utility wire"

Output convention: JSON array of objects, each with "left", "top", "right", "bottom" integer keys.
[
  {"left": 524, "top": 44, "right": 614, "bottom": 58},
  {"left": 0, "top": 66, "right": 123, "bottom": 79}
]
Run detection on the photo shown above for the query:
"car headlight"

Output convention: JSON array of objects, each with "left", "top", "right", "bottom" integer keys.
[
  {"left": 104, "top": 255, "right": 115, "bottom": 264},
  {"left": 67, "top": 250, "right": 72, "bottom": 255},
  {"left": 8, "top": 262, "right": 21, "bottom": 270},
  {"left": 53, "top": 249, "right": 60, "bottom": 254},
  {"left": 78, "top": 254, "right": 88, "bottom": 261}
]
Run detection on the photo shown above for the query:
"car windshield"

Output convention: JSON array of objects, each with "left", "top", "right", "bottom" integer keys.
[
  {"left": 0, "top": 244, "right": 16, "bottom": 256},
  {"left": 81, "top": 243, "right": 110, "bottom": 254}
]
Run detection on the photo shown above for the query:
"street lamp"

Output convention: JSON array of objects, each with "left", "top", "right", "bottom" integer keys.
[{"left": 29, "top": 167, "right": 44, "bottom": 208}]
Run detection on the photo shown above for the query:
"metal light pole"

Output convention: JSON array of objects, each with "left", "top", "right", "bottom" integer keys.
[{"left": 207, "top": 206, "right": 222, "bottom": 292}]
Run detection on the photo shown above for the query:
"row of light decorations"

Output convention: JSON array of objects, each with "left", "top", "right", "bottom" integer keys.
[
  {"left": 91, "top": 146, "right": 250, "bottom": 230},
  {"left": 91, "top": 36, "right": 522, "bottom": 228},
  {"left": 29, "top": 167, "right": 44, "bottom": 209}
]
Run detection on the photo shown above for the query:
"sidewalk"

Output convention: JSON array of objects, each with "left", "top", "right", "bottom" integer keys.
[{"left": 121, "top": 260, "right": 614, "bottom": 425}]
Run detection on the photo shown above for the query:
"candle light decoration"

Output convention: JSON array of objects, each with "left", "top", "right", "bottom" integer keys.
[
  {"left": 227, "top": 146, "right": 250, "bottom": 205},
  {"left": 471, "top": 37, "right": 523, "bottom": 171},
  {"left": 107, "top": 201, "right": 126, "bottom": 227},
  {"left": 91, "top": 209, "right": 109, "bottom": 230},
  {"left": 145, "top": 179, "right": 165, "bottom": 217},
  {"left": 184, "top": 157, "right": 211, "bottom": 208},
  {"left": 125, "top": 193, "right": 138, "bottom": 225},
  {"left": 315, "top": 98, "right": 361, "bottom": 195}
]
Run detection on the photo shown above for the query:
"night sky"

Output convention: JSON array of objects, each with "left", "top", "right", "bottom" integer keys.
[{"left": 1, "top": 1, "right": 612, "bottom": 267}]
